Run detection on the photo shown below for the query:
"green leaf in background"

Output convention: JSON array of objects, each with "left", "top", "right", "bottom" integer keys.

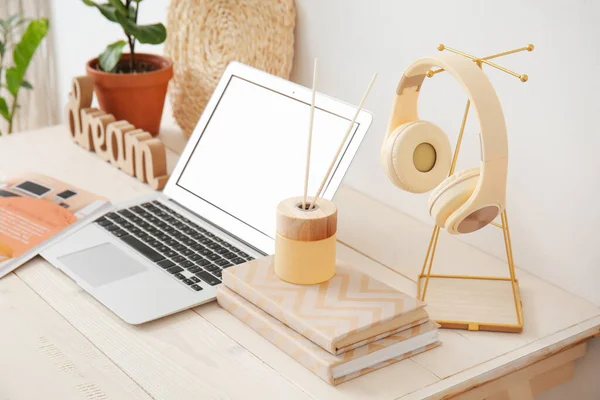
[
  {"left": 0, "top": 41, "right": 4, "bottom": 56},
  {"left": 6, "top": 18, "right": 49, "bottom": 97},
  {"left": 20, "top": 80, "right": 33, "bottom": 89},
  {"left": 82, "top": 1, "right": 118, "bottom": 23},
  {"left": 107, "top": 0, "right": 128, "bottom": 16},
  {"left": 0, "top": 97, "right": 9, "bottom": 121},
  {"left": 99, "top": 40, "right": 126, "bottom": 72},
  {"left": 0, "top": 14, "right": 18, "bottom": 30},
  {"left": 115, "top": 12, "right": 166, "bottom": 44}
]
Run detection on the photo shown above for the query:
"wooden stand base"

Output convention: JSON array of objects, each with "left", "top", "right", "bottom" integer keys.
[{"left": 417, "top": 274, "right": 523, "bottom": 333}]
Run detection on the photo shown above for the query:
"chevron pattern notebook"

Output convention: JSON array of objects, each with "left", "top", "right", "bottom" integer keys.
[
  {"left": 222, "top": 255, "right": 427, "bottom": 355},
  {"left": 218, "top": 286, "right": 440, "bottom": 385}
]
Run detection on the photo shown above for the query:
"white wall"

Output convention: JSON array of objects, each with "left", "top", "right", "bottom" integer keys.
[
  {"left": 50, "top": 1, "right": 599, "bottom": 397},
  {"left": 291, "top": 0, "right": 600, "bottom": 308}
]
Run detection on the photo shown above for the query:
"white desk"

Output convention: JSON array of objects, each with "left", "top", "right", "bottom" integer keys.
[{"left": 1, "top": 126, "right": 598, "bottom": 400}]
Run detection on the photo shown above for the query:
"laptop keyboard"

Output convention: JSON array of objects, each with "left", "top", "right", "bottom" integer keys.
[{"left": 94, "top": 200, "right": 254, "bottom": 292}]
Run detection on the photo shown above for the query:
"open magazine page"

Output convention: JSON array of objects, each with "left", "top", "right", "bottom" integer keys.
[{"left": 0, "top": 172, "right": 109, "bottom": 275}]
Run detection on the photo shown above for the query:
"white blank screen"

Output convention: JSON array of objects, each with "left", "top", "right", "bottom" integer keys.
[{"left": 177, "top": 76, "right": 358, "bottom": 239}]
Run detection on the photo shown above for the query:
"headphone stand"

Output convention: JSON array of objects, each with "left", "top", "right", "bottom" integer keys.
[{"left": 416, "top": 44, "right": 534, "bottom": 334}]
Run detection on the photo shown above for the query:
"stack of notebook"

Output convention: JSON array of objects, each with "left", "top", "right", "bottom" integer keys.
[{"left": 218, "top": 255, "right": 441, "bottom": 385}]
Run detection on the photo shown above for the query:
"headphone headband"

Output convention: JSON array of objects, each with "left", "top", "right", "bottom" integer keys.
[{"left": 388, "top": 53, "right": 508, "bottom": 162}]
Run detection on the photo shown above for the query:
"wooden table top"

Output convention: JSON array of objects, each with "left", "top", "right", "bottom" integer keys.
[{"left": 0, "top": 125, "right": 598, "bottom": 400}]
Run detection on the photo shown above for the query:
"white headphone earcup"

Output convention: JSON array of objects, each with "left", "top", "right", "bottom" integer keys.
[{"left": 383, "top": 120, "right": 452, "bottom": 193}]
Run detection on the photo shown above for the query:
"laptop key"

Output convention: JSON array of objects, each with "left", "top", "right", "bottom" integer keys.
[
  {"left": 167, "top": 266, "right": 184, "bottom": 274},
  {"left": 196, "top": 259, "right": 211, "bottom": 267},
  {"left": 232, "top": 257, "right": 246, "bottom": 264},
  {"left": 191, "top": 284, "right": 203, "bottom": 291},
  {"left": 195, "top": 271, "right": 221, "bottom": 286},
  {"left": 238, "top": 251, "right": 249, "bottom": 258},
  {"left": 179, "top": 261, "right": 194, "bottom": 268},
  {"left": 157, "top": 245, "right": 169, "bottom": 253},
  {"left": 188, "top": 266, "right": 201, "bottom": 273},
  {"left": 118, "top": 209, "right": 135, "bottom": 218},
  {"left": 188, "top": 254, "right": 202, "bottom": 261},
  {"left": 141, "top": 235, "right": 154, "bottom": 243},
  {"left": 204, "top": 264, "right": 220, "bottom": 272},
  {"left": 121, "top": 235, "right": 165, "bottom": 262},
  {"left": 222, "top": 251, "right": 237, "bottom": 260},
  {"left": 215, "top": 259, "right": 230, "bottom": 267},
  {"left": 181, "top": 248, "right": 195, "bottom": 256},
  {"left": 164, "top": 250, "right": 177, "bottom": 258},
  {"left": 165, "top": 239, "right": 178, "bottom": 246},
  {"left": 130, "top": 206, "right": 144, "bottom": 214},
  {"left": 112, "top": 229, "right": 128, "bottom": 238},
  {"left": 183, "top": 238, "right": 197, "bottom": 246},
  {"left": 183, "top": 278, "right": 195, "bottom": 286},
  {"left": 173, "top": 244, "right": 187, "bottom": 251},
  {"left": 207, "top": 254, "right": 221, "bottom": 261},
  {"left": 172, "top": 255, "right": 186, "bottom": 263},
  {"left": 157, "top": 259, "right": 175, "bottom": 269},
  {"left": 106, "top": 212, "right": 119, "bottom": 219},
  {"left": 221, "top": 262, "right": 234, "bottom": 268},
  {"left": 214, "top": 270, "right": 222, "bottom": 278},
  {"left": 190, "top": 276, "right": 201, "bottom": 283},
  {"left": 174, "top": 272, "right": 186, "bottom": 280},
  {"left": 105, "top": 224, "right": 119, "bottom": 231},
  {"left": 96, "top": 218, "right": 112, "bottom": 227}
]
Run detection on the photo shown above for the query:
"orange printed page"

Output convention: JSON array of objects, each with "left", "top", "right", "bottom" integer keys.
[
  {"left": 0, "top": 172, "right": 108, "bottom": 264},
  {"left": 0, "top": 197, "right": 77, "bottom": 261}
]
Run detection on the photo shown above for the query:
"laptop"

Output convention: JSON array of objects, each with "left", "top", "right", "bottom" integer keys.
[{"left": 42, "top": 62, "right": 373, "bottom": 324}]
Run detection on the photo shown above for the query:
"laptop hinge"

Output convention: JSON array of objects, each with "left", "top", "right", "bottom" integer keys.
[{"left": 167, "top": 199, "right": 268, "bottom": 257}]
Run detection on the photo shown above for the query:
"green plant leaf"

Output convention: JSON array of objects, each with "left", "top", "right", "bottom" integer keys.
[
  {"left": 0, "top": 41, "right": 4, "bottom": 55},
  {"left": 1, "top": 14, "right": 19, "bottom": 30},
  {"left": 98, "top": 40, "right": 126, "bottom": 72},
  {"left": 128, "top": 4, "right": 136, "bottom": 19},
  {"left": 0, "top": 97, "right": 9, "bottom": 121},
  {"left": 82, "top": 1, "right": 118, "bottom": 22},
  {"left": 107, "top": 0, "right": 128, "bottom": 16},
  {"left": 20, "top": 80, "right": 33, "bottom": 89},
  {"left": 5, "top": 18, "right": 49, "bottom": 97},
  {"left": 115, "top": 13, "right": 166, "bottom": 44}
]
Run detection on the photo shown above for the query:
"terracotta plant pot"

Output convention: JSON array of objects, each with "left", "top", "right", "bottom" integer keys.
[{"left": 86, "top": 53, "right": 173, "bottom": 136}]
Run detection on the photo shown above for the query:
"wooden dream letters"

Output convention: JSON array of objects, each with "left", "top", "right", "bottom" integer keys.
[{"left": 66, "top": 76, "right": 169, "bottom": 190}]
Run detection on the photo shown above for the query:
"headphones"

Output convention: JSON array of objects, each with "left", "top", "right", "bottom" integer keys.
[{"left": 381, "top": 52, "right": 508, "bottom": 234}]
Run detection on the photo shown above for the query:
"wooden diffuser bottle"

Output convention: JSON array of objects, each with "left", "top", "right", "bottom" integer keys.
[
  {"left": 272, "top": 59, "right": 375, "bottom": 285},
  {"left": 274, "top": 197, "right": 337, "bottom": 284}
]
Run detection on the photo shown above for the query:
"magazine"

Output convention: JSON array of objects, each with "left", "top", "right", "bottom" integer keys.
[{"left": 0, "top": 172, "right": 111, "bottom": 278}]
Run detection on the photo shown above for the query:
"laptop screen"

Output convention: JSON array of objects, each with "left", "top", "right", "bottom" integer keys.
[{"left": 176, "top": 75, "right": 359, "bottom": 240}]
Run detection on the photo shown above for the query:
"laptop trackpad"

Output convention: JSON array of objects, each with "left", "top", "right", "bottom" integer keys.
[{"left": 58, "top": 243, "right": 147, "bottom": 287}]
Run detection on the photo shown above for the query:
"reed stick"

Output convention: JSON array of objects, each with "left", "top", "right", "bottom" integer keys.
[
  {"left": 303, "top": 59, "right": 318, "bottom": 209},
  {"left": 309, "top": 73, "right": 377, "bottom": 209}
]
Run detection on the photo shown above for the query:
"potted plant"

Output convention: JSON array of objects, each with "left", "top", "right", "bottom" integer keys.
[
  {"left": 0, "top": 16, "right": 49, "bottom": 135},
  {"left": 83, "top": 0, "right": 172, "bottom": 136}
]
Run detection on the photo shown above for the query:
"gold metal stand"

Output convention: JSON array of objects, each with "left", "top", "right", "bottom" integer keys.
[{"left": 417, "top": 44, "right": 534, "bottom": 333}]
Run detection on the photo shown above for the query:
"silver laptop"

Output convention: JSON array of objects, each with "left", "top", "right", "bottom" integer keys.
[{"left": 42, "top": 62, "right": 373, "bottom": 324}]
